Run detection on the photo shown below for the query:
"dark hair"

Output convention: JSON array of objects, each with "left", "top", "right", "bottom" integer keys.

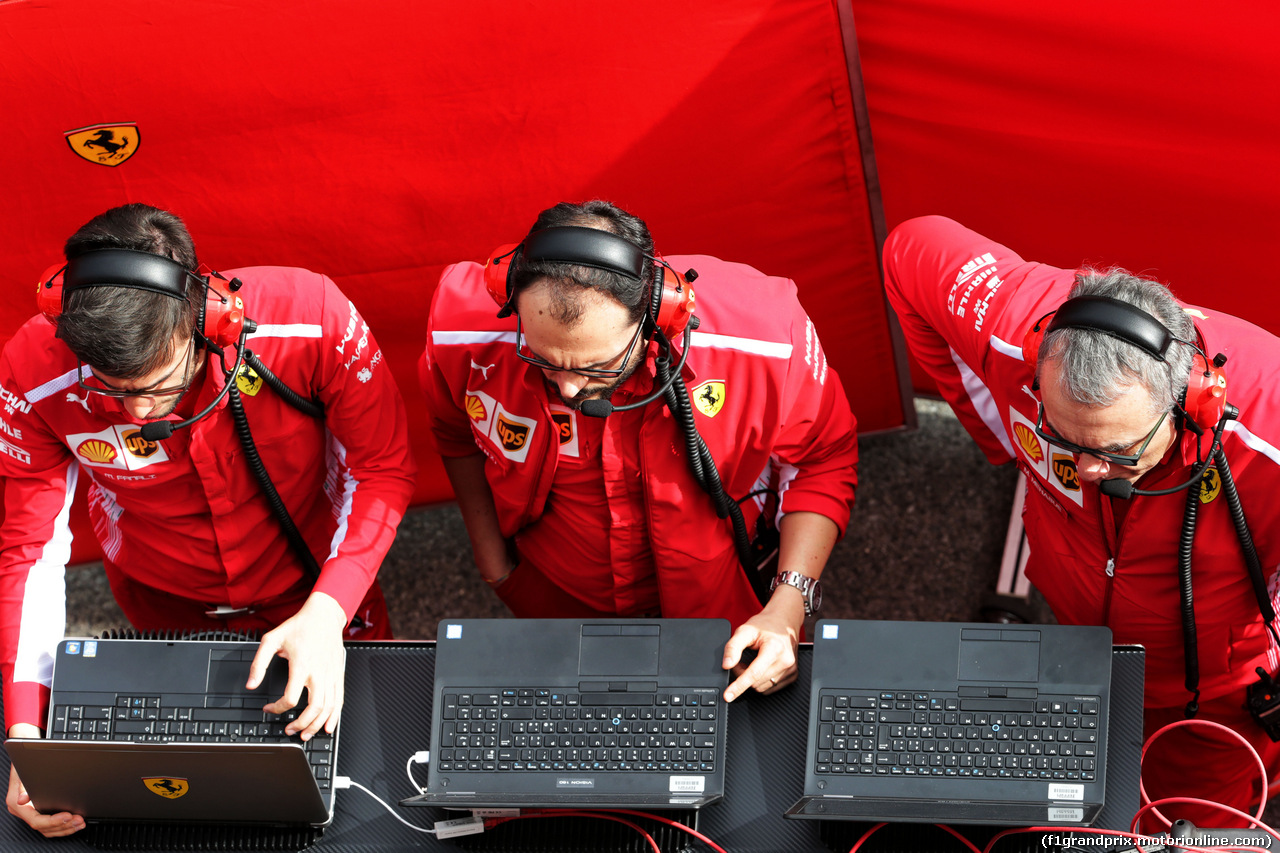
[
  {"left": 57, "top": 203, "right": 203, "bottom": 378},
  {"left": 510, "top": 200, "right": 654, "bottom": 327}
]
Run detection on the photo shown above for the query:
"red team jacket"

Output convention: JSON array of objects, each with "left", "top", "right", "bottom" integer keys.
[
  {"left": 0, "top": 267, "right": 416, "bottom": 731},
  {"left": 420, "top": 254, "right": 858, "bottom": 629},
  {"left": 884, "top": 216, "right": 1280, "bottom": 790}
]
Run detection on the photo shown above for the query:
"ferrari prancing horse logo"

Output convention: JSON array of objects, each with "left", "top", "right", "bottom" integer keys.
[
  {"left": 144, "top": 777, "right": 189, "bottom": 799},
  {"left": 65, "top": 123, "right": 140, "bottom": 166},
  {"left": 691, "top": 380, "right": 725, "bottom": 418}
]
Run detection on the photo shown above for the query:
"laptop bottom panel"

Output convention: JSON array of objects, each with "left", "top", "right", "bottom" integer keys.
[
  {"left": 783, "top": 795, "right": 1102, "bottom": 826},
  {"left": 401, "top": 792, "right": 721, "bottom": 810}
]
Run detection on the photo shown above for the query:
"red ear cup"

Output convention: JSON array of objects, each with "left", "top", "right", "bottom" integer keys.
[
  {"left": 484, "top": 243, "right": 521, "bottom": 308},
  {"left": 1022, "top": 316, "right": 1050, "bottom": 375},
  {"left": 37, "top": 264, "right": 67, "bottom": 322},
  {"left": 201, "top": 273, "right": 246, "bottom": 348},
  {"left": 1182, "top": 352, "right": 1228, "bottom": 433},
  {"left": 652, "top": 266, "right": 696, "bottom": 339}
]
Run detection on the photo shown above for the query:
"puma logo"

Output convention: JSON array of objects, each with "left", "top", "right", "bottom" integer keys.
[
  {"left": 470, "top": 360, "right": 495, "bottom": 380},
  {"left": 66, "top": 391, "right": 91, "bottom": 412}
]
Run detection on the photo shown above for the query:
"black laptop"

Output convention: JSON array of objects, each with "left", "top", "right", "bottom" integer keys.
[
  {"left": 5, "top": 637, "right": 339, "bottom": 827},
  {"left": 401, "top": 618, "right": 731, "bottom": 810},
  {"left": 785, "top": 620, "right": 1112, "bottom": 826}
]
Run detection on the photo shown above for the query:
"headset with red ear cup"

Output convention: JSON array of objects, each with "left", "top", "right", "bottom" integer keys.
[
  {"left": 1021, "top": 294, "right": 1227, "bottom": 433},
  {"left": 37, "top": 249, "right": 245, "bottom": 349},
  {"left": 483, "top": 226, "right": 697, "bottom": 339}
]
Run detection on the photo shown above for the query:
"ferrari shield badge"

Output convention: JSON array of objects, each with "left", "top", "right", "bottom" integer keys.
[
  {"left": 691, "top": 380, "right": 726, "bottom": 418},
  {"left": 65, "top": 123, "right": 140, "bottom": 166},
  {"left": 143, "top": 777, "right": 189, "bottom": 799}
]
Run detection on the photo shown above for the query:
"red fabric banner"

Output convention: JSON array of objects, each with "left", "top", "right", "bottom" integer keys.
[{"left": 0, "top": 1, "right": 896, "bottom": 562}]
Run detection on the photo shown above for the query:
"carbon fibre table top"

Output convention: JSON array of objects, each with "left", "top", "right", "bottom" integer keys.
[{"left": 0, "top": 641, "right": 1144, "bottom": 852}]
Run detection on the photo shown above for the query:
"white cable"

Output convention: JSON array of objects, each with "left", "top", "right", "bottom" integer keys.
[
  {"left": 405, "top": 752, "right": 428, "bottom": 794},
  {"left": 337, "top": 777, "right": 435, "bottom": 834}
]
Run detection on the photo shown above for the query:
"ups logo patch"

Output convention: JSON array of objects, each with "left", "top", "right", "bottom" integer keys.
[
  {"left": 121, "top": 429, "right": 160, "bottom": 459},
  {"left": 495, "top": 414, "right": 530, "bottom": 451},
  {"left": 1051, "top": 453, "right": 1080, "bottom": 492},
  {"left": 551, "top": 412, "right": 573, "bottom": 446}
]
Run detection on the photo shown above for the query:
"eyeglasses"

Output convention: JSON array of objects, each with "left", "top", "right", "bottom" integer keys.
[
  {"left": 1033, "top": 402, "right": 1169, "bottom": 467},
  {"left": 78, "top": 339, "right": 197, "bottom": 399},
  {"left": 515, "top": 315, "right": 644, "bottom": 379}
]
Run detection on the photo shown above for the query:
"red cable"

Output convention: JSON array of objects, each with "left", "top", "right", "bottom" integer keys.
[
  {"left": 484, "top": 811, "right": 661, "bottom": 853},
  {"left": 1137, "top": 719, "right": 1268, "bottom": 832},
  {"left": 848, "top": 821, "right": 887, "bottom": 852}
]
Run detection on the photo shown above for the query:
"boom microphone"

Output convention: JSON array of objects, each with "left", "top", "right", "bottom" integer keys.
[{"left": 579, "top": 320, "right": 697, "bottom": 418}]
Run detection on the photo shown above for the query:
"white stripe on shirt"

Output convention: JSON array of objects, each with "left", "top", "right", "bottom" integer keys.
[
  {"left": 249, "top": 324, "right": 323, "bottom": 339},
  {"left": 13, "top": 462, "right": 78, "bottom": 686},
  {"left": 433, "top": 331, "right": 517, "bottom": 346},
  {"left": 690, "top": 331, "right": 792, "bottom": 359},
  {"left": 325, "top": 434, "right": 358, "bottom": 564},
  {"left": 25, "top": 366, "right": 82, "bottom": 404},
  {"left": 952, "top": 346, "right": 1016, "bottom": 458}
]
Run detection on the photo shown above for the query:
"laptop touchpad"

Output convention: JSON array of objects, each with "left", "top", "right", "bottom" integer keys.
[
  {"left": 207, "top": 649, "right": 288, "bottom": 696},
  {"left": 957, "top": 629, "right": 1040, "bottom": 682},
  {"left": 579, "top": 625, "right": 660, "bottom": 676}
]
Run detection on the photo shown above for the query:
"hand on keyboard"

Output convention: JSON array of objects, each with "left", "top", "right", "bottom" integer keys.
[
  {"left": 248, "top": 591, "right": 348, "bottom": 740},
  {"left": 721, "top": 593, "right": 802, "bottom": 702}
]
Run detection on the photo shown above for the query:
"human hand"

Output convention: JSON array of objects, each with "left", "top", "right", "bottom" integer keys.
[
  {"left": 720, "top": 590, "right": 805, "bottom": 702},
  {"left": 248, "top": 592, "right": 348, "bottom": 740},
  {"left": 6, "top": 725, "right": 84, "bottom": 837}
]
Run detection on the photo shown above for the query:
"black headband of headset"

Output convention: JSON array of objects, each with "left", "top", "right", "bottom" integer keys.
[
  {"left": 62, "top": 248, "right": 193, "bottom": 304},
  {"left": 1045, "top": 295, "right": 1172, "bottom": 362},
  {"left": 521, "top": 226, "right": 646, "bottom": 281}
]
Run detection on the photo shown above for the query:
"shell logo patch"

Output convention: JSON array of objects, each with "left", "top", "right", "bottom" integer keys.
[
  {"left": 121, "top": 429, "right": 160, "bottom": 459},
  {"left": 65, "top": 123, "right": 140, "bottom": 167},
  {"left": 144, "top": 777, "right": 189, "bottom": 799},
  {"left": 691, "top": 380, "right": 726, "bottom": 418},
  {"left": 1199, "top": 467, "right": 1222, "bottom": 504},
  {"left": 1013, "top": 422, "right": 1043, "bottom": 464},
  {"left": 495, "top": 413, "right": 531, "bottom": 451},
  {"left": 76, "top": 438, "right": 118, "bottom": 465},
  {"left": 1051, "top": 453, "right": 1080, "bottom": 492},
  {"left": 235, "top": 364, "right": 263, "bottom": 396},
  {"left": 466, "top": 394, "right": 488, "bottom": 422}
]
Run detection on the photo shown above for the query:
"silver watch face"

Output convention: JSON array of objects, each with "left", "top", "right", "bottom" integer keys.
[{"left": 808, "top": 580, "right": 822, "bottom": 614}]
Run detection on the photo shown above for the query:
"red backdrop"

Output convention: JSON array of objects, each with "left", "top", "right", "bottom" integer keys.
[
  {"left": 0, "top": 1, "right": 901, "bottom": 563},
  {"left": 847, "top": 0, "right": 1280, "bottom": 389}
]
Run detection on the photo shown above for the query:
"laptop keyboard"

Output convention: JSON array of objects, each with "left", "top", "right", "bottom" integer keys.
[
  {"left": 814, "top": 690, "right": 1100, "bottom": 782},
  {"left": 47, "top": 697, "right": 336, "bottom": 792},
  {"left": 434, "top": 688, "right": 721, "bottom": 774}
]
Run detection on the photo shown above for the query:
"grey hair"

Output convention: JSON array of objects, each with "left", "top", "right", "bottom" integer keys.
[{"left": 1039, "top": 268, "right": 1195, "bottom": 418}]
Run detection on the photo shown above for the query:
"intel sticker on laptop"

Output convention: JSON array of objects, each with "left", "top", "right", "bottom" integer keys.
[
  {"left": 822, "top": 624, "right": 839, "bottom": 640},
  {"left": 445, "top": 624, "right": 462, "bottom": 639},
  {"left": 83, "top": 641, "right": 97, "bottom": 658}
]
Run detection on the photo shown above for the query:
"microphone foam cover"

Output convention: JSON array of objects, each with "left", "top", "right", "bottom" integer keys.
[
  {"left": 139, "top": 421, "right": 174, "bottom": 442},
  {"left": 580, "top": 399, "right": 613, "bottom": 418},
  {"left": 1099, "top": 478, "right": 1134, "bottom": 499}
]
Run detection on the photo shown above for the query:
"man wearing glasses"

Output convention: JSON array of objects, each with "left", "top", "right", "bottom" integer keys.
[
  {"left": 420, "top": 200, "right": 857, "bottom": 704},
  {"left": 883, "top": 214, "right": 1280, "bottom": 819},
  {"left": 0, "top": 204, "right": 416, "bottom": 837}
]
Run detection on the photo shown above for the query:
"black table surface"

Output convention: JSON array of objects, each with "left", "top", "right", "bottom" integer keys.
[{"left": 0, "top": 641, "right": 1144, "bottom": 852}]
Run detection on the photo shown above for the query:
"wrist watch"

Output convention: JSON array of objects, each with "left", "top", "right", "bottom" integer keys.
[{"left": 770, "top": 571, "right": 822, "bottom": 616}]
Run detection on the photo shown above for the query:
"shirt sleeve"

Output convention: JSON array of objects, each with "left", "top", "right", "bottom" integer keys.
[
  {"left": 769, "top": 292, "right": 859, "bottom": 537},
  {"left": 306, "top": 277, "right": 417, "bottom": 620},
  {"left": 882, "top": 215, "right": 1050, "bottom": 464},
  {"left": 0, "top": 351, "right": 76, "bottom": 732},
  {"left": 419, "top": 263, "right": 490, "bottom": 458}
]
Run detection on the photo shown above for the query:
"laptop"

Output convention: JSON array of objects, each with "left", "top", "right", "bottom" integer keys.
[
  {"left": 401, "top": 618, "right": 731, "bottom": 810},
  {"left": 785, "top": 620, "right": 1112, "bottom": 826},
  {"left": 5, "top": 637, "right": 339, "bottom": 827}
]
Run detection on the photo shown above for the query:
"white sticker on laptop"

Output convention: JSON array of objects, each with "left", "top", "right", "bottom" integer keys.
[
  {"left": 83, "top": 641, "right": 97, "bottom": 658},
  {"left": 669, "top": 775, "right": 705, "bottom": 793},
  {"left": 445, "top": 624, "right": 462, "bottom": 639},
  {"left": 1048, "top": 807, "right": 1085, "bottom": 822},
  {"left": 1048, "top": 783, "right": 1083, "bottom": 801},
  {"left": 822, "top": 624, "right": 839, "bottom": 640}
]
